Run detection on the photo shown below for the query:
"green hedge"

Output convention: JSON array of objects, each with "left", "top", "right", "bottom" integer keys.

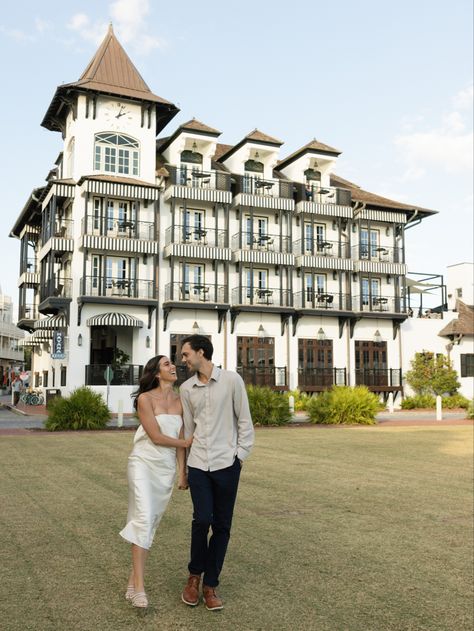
[
  {"left": 467, "top": 400, "right": 474, "bottom": 420},
  {"left": 306, "top": 386, "right": 379, "bottom": 425},
  {"left": 246, "top": 385, "right": 291, "bottom": 426},
  {"left": 441, "top": 394, "right": 470, "bottom": 409},
  {"left": 401, "top": 393, "right": 470, "bottom": 409},
  {"left": 285, "top": 389, "right": 312, "bottom": 411},
  {"left": 45, "top": 387, "right": 110, "bottom": 431}
]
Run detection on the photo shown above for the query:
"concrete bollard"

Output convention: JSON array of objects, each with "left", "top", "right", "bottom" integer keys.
[
  {"left": 288, "top": 395, "right": 295, "bottom": 415},
  {"left": 436, "top": 395, "right": 442, "bottom": 421},
  {"left": 387, "top": 392, "right": 394, "bottom": 414},
  {"left": 117, "top": 399, "right": 123, "bottom": 428}
]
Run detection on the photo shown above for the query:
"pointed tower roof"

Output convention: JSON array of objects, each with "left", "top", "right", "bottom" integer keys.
[{"left": 42, "top": 24, "right": 178, "bottom": 134}]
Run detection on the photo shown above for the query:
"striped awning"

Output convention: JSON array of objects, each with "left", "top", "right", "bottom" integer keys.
[
  {"left": 86, "top": 312, "right": 144, "bottom": 328},
  {"left": 18, "top": 330, "right": 52, "bottom": 346},
  {"left": 34, "top": 314, "right": 67, "bottom": 330}
]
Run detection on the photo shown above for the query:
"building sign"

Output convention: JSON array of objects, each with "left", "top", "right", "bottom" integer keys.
[{"left": 51, "top": 331, "right": 66, "bottom": 359}]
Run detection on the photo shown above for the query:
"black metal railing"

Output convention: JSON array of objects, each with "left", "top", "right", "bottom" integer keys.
[
  {"left": 293, "top": 238, "right": 350, "bottom": 258},
  {"left": 85, "top": 364, "right": 143, "bottom": 386},
  {"left": 298, "top": 368, "right": 347, "bottom": 389},
  {"left": 43, "top": 219, "right": 74, "bottom": 242},
  {"left": 164, "top": 282, "right": 227, "bottom": 303},
  {"left": 233, "top": 174, "right": 293, "bottom": 199},
  {"left": 294, "top": 291, "right": 351, "bottom": 311},
  {"left": 167, "top": 166, "right": 231, "bottom": 191},
  {"left": 81, "top": 215, "right": 155, "bottom": 240},
  {"left": 352, "top": 244, "right": 403, "bottom": 263},
  {"left": 18, "top": 303, "right": 38, "bottom": 321},
  {"left": 231, "top": 232, "right": 291, "bottom": 253},
  {"left": 165, "top": 225, "right": 226, "bottom": 248},
  {"left": 81, "top": 276, "right": 156, "bottom": 300},
  {"left": 355, "top": 369, "right": 402, "bottom": 388},
  {"left": 352, "top": 295, "right": 405, "bottom": 313},
  {"left": 236, "top": 366, "right": 288, "bottom": 389},
  {"left": 231, "top": 287, "right": 292, "bottom": 307},
  {"left": 39, "top": 278, "right": 72, "bottom": 302},
  {"left": 295, "top": 183, "right": 352, "bottom": 206},
  {"left": 21, "top": 257, "right": 38, "bottom": 274}
]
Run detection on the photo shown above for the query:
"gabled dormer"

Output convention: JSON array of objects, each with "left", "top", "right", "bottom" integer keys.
[
  {"left": 217, "top": 129, "right": 283, "bottom": 178},
  {"left": 276, "top": 138, "right": 341, "bottom": 186},
  {"left": 157, "top": 118, "right": 222, "bottom": 172}
]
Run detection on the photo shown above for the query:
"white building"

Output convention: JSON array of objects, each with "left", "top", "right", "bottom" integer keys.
[
  {"left": 10, "top": 26, "right": 441, "bottom": 412},
  {"left": 0, "top": 290, "right": 25, "bottom": 386}
]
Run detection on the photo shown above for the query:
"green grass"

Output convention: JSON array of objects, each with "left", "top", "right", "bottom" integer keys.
[{"left": 0, "top": 426, "right": 472, "bottom": 631}]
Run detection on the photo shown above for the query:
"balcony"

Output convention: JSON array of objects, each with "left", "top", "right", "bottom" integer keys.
[
  {"left": 352, "top": 295, "right": 406, "bottom": 314},
  {"left": 236, "top": 366, "right": 288, "bottom": 390},
  {"left": 232, "top": 287, "right": 292, "bottom": 308},
  {"left": 164, "top": 225, "right": 231, "bottom": 261},
  {"left": 298, "top": 368, "right": 347, "bottom": 391},
  {"left": 165, "top": 166, "right": 232, "bottom": 204},
  {"left": 294, "top": 238, "right": 349, "bottom": 258},
  {"left": 232, "top": 175, "right": 295, "bottom": 211},
  {"left": 18, "top": 257, "right": 41, "bottom": 287},
  {"left": 85, "top": 364, "right": 143, "bottom": 386},
  {"left": 81, "top": 276, "right": 156, "bottom": 301},
  {"left": 231, "top": 231, "right": 294, "bottom": 266},
  {"left": 82, "top": 215, "right": 155, "bottom": 240},
  {"left": 355, "top": 368, "right": 402, "bottom": 390},
  {"left": 352, "top": 245, "right": 407, "bottom": 275},
  {"left": 164, "top": 282, "right": 227, "bottom": 304},
  {"left": 39, "top": 220, "right": 74, "bottom": 260},
  {"left": 38, "top": 278, "right": 72, "bottom": 315},
  {"left": 294, "top": 291, "right": 352, "bottom": 311},
  {"left": 295, "top": 184, "right": 352, "bottom": 218}
]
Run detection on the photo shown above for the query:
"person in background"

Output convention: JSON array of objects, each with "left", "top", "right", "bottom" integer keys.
[{"left": 12, "top": 377, "right": 22, "bottom": 406}]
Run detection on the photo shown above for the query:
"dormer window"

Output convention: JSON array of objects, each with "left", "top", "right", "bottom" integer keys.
[
  {"left": 94, "top": 133, "right": 140, "bottom": 176},
  {"left": 244, "top": 159, "right": 264, "bottom": 173},
  {"left": 304, "top": 168, "right": 321, "bottom": 182},
  {"left": 181, "top": 149, "right": 203, "bottom": 165}
]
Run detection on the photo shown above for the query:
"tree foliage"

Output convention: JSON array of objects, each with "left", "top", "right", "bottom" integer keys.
[{"left": 405, "top": 352, "right": 460, "bottom": 396}]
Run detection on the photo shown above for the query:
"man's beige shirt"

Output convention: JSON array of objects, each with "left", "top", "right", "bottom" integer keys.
[{"left": 179, "top": 366, "right": 254, "bottom": 472}]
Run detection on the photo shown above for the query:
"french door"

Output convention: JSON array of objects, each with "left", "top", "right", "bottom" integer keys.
[
  {"left": 237, "top": 336, "right": 275, "bottom": 387},
  {"left": 355, "top": 340, "right": 388, "bottom": 386}
]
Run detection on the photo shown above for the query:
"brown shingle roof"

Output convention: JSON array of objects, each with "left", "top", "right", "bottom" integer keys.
[
  {"left": 180, "top": 118, "right": 221, "bottom": 136},
  {"left": 213, "top": 143, "right": 234, "bottom": 161},
  {"left": 217, "top": 130, "right": 283, "bottom": 162},
  {"left": 438, "top": 301, "right": 474, "bottom": 338},
  {"left": 276, "top": 138, "right": 341, "bottom": 169},
  {"left": 244, "top": 129, "right": 283, "bottom": 146},
  {"left": 42, "top": 24, "right": 178, "bottom": 133},
  {"left": 77, "top": 174, "right": 160, "bottom": 188}
]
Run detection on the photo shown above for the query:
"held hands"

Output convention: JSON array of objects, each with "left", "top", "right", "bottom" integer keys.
[
  {"left": 183, "top": 435, "right": 194, "bottom": 449},
  {"left": 178, "top": 474, "right": 189, "bottom": 490}
]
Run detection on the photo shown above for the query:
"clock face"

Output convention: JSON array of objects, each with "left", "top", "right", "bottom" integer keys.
[{"left": 104, "top": 102, "right": 133, "bottom": 129}]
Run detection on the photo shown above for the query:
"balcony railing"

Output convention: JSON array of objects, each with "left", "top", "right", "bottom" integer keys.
[
  {"left": 233, "top": 174, "right": 293, "bottom": 199},
  {"left": 355, "top": 368, "right": 402, "bottom": 388},
  {"left": 352, "top": 295, "right": 405, "bottom": 313},
  {"left": 294, "top": 291, "right": 351, "bottom": 311},
  {"left": 298, "top": 368, "right": 347, "bottom": 389},
  {"left": 164, "top": 282, "right": 227, "bottom": 303},
  {"left": 293, "top": 238, "right": 350, "bottom": 258},
  {"left": 167, "top": 166, "right": 231, "bottom": 191},
  {"left": 18, "top": 304, "right": 38, "bottom": 321},
  {"left": 85, "top": 364, "right": 143, "bottom": 386},
  {"left": 81, "top": 216, "right": 155, "bottom": 240},
  {"left": 352, "top": 245, "right": 403, "bottom": 263},
  {"left": 295, "top": 183, "right": 352, "bottom": 206},
  {"left": 236, "top": 366, "right": 288, "bottom": 389},
  {"left": 232, "top": 287, "right": 292, "bottom": 307},
  {"left": 21, "top": 257, "right": 38, "bottom": 274},
  {"left": 39, "top": 278, "right": 72, "bottom": 302},
  {"left": 165, "top": 225, "right": 226, "bottom": 247},
  {"left": 231, "top": 232, "right": 291, "bottom": 253},
  {"left": 43, "top": 219, "right": 74, "bottom": 242},
  {"left": 81, "top": 276, "right": 156, "bottom": 300}
]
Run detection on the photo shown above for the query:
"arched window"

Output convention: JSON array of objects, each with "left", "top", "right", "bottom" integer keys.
[
  {"left": 244, "top": 159, "right": 264, "bottom": 173},
  {"left": 94, "top": 133, "right": 140, "bottom": 176},
  {"left": 181, "top": 149, "right": 203, "bottom": 165},
  {"left": 304, "top": 168, "right": 321, "bottom": 182}
]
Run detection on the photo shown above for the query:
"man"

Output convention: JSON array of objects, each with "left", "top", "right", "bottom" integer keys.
[
  {"left": 179, "top": 334, "right": 254, "bottom": 611},
  {"left": 12, "top": 377, "right": 22, "bottom": 406}
]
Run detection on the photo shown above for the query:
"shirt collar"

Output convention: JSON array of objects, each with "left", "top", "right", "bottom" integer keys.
[{"left": 191, "top": 364, "right": 221, "bottom": 387}]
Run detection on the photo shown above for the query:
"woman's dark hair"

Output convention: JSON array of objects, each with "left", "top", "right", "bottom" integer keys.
[
  {"left": 180, "top": 334, "right": 213, "bottom": 360},
  {"left": 131, "top": 355, "right": 165, "bottom": 410}
]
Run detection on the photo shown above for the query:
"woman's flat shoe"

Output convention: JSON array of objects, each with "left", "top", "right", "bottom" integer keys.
[
  {"left": 131, "top": 591, "right": 148, "bottom": 608},
  {"left": 125, "top": 585, "right": 135, "bottom": 601}
]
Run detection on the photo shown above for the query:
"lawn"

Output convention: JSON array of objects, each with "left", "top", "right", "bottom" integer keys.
[{"left": 0, "top": 425, "right": 472, "bottom": 631}]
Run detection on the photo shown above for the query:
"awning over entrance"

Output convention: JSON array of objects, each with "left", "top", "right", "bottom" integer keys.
[
  {"left": 34, "top": 314, "right": 67, "bottom": 330},
  {"left": 86, "top": 312, "right": 144, "bottom": 328},
  {"left": 19, "top": 330, "right": 52, "bottom": 346}
]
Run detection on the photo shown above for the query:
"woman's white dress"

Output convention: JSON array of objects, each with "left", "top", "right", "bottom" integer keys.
[{"left": 119, "top": 414, "right": 182, "bottom": 550}]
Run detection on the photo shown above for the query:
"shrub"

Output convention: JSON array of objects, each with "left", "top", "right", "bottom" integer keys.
[
  {"left": 401, "top": 394, "right": 436, "bottom": 409},
  {"left": 467, "top": 400, "right": 474, "bottom": 420},
  {"left": 306, "top": 386, "right": 379, "bottom": 425},
  {"left": 405, "top": 352, "right": 460, "bottom": 396},
  {"left": 285, "top": 389, "right": 312, "bottom": 411},
  {"left": 45, "top": 387, "right": 110, "bottom": 431},
  {"left": 246, "top": 385, "right": 291, "bottom": 426},
  {"left": 442, "top": 393, "right": 470, "bottom": 409}
]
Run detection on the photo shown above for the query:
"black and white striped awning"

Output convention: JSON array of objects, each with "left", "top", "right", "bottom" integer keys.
[
  {"left": 86, "top": 313, "right": 144, "bottom": 328},
  {"left": 19, "top": 330, "right": 52, "bottom": 346},
  {"left": 34, "top": 314, "right": 67, "bottom": 330}
]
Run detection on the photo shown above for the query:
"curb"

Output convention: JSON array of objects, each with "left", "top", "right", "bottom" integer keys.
[{"left": 0, "top": 403, "right": 28, "bottom": 416}]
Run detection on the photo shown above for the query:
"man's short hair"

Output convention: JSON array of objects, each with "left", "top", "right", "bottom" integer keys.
[{"left": 181, "top": 334, "right": 213, "bottom": 360}]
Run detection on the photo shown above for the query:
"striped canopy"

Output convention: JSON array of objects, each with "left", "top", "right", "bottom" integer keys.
[
  {"left": 34, "top": 314, "right": 67, "bottom": 330},
  {"left": 18, "top": 330, "right": 52, "bottom": 346},
  {"left": 86, "top": 312, "right": 144, "bottom": 328}
]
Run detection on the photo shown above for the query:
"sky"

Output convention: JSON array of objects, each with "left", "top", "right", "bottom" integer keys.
[{"left": 0, "top": 0, "right": 472, "bottom": 308}]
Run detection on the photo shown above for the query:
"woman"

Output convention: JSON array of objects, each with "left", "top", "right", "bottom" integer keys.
[{"left": 119, "top": 355, "right": 192, "bottom": 608}]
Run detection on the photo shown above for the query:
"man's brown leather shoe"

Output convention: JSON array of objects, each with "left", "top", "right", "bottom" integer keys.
[
  {"left": 181, "top": 574, "right": 200, "bottom": 606},
  {"left": 203, "top": 585, "right": 223, "bottom": 611}
]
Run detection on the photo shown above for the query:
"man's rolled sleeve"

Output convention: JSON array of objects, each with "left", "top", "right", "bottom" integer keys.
[{"left": 233, "top": 374, "right": 255, "bottom": 462}]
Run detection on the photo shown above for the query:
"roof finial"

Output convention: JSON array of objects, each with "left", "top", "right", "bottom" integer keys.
[{"left": 108, "top": 22, "right": 114, "bottom": 34}]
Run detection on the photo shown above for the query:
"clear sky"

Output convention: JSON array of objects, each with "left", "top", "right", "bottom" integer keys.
[{"left": 0, "top": 0, "right": 472, "bottom": 306}]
